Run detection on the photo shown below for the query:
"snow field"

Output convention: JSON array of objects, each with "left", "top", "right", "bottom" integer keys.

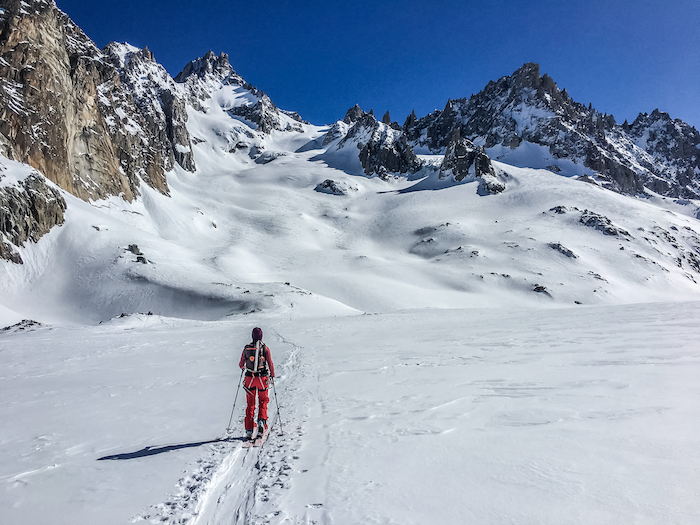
[
  {"left": 3, "top": 303, "right": 699, "bottom": 524},
  {"left": 258, "top": 302, "right": 700, "bottom": 524}
]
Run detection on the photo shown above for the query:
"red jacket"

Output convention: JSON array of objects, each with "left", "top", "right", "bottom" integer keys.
[{"left": 239, "top": 343, "right": 275, "bottom": 377}]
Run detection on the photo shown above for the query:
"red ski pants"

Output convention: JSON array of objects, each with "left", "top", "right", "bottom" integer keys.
[{"left": 244, "top": 376, "right": 269, "bottom": 430}]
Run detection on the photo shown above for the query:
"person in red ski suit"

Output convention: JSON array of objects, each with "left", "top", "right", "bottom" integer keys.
[{"left": 239, "top": 327, "right": 275, "bottom": 438}]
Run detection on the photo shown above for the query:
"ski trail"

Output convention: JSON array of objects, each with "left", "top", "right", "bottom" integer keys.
[
  {"left": 188, "top": 446, "right": 258, "bottom": 525},
  {"left": 193, "top": 327, "right": 309, "bottom": 525},
  {"left": 134, "top": 325, "right": 307, "bottom": 525}
]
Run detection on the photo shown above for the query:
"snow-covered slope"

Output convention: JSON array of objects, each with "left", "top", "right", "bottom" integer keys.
[{"left": 3, "top": 77, "right": 700, "bottom": 325}]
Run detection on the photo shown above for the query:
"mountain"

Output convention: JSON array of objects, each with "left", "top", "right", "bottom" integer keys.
[
  {"left": 403, "top": 62, "right": 700, "bottom": 199},
  {"left": 1, "top": 1, "right": 700, "bottom": 318},
  {"left": 175, "top": 50, "right": 306, "bottom": 134},
  {"left": 319, "top": 105, "right": 421, "bottom": 179},
  {"left": 0, "top": 0, "right": 308, "bottom": 263}
]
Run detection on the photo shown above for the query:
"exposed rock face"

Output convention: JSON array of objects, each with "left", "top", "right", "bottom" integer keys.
[
  {"left": 0, "top": 0, "right": 177, "bottom": 201},
  {"left": 404, "top": 62, "right": 700, "bottom": 198},
  {"left": 327, "top": 106, "right": 422, "bottom": 178},
  {"left": 338, "top": 108, "right": 421, "bottom": 178},
  {"left": 175, "top": 51, "right": 303, "bottom": 133},
  {"left": 439, "top": 130, "right": 504, "bottom": 193},
  {"left": 103, "top": 42, "right": 196, "bottom": 173},
  {"left": 0, "top": 170, "right": 66, "bottom": 263}
]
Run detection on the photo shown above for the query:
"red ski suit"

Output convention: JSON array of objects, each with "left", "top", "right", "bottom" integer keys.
[{"left": 239, "top": 343, "right": 275, "bottom": 431}]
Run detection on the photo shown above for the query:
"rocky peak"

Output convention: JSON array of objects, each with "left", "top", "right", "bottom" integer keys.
[
  {"left": 174, "top": 51, "right": 303, "bottom": 134},
  {"left": 343, "top": 104, "right": 366, "bottom": 124},
  {"left": 510, "top": 62, "right": 541, "bottom": 90},
  {"left": 404, "top": 110, "right": 417, "bottom": 128},
  {"left": 174, "top": 50, "right": 244, "bottom": 88}
]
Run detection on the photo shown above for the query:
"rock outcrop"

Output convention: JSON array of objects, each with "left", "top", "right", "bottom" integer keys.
[
  {"left": 0, "top": 168, "right": 66, "bottom": 263},
  {"left": 332, "top": 106, "right": 422, "bottom": 178},
  {"left": 315, "top": 179, "right": 357, "bottom": 196},
  {"left": 439, "top": 129, "right": 503, "bottom": 193}
]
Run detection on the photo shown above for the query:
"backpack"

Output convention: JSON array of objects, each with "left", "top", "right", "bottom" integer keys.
[{"left": 244, "top": 341, "right": 268, "bottom": 375}]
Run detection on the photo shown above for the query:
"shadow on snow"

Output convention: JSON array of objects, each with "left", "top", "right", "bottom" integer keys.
[{"left": 97, "top": 436, "right": 244, "bottom": 461}]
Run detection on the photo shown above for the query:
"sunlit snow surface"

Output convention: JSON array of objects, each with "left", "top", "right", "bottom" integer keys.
[
  {"left": 2, "top": 304, "right": 699, "bottom": 524},
  {"left": 2, "top": 77, "right": 700, "bottom": 523}
]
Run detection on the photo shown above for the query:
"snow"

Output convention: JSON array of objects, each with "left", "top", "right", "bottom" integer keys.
[
  {"left": 107, "top": 42, "right": 141, "bottom": 68},
  {"left": 175, "top": 144, "right": 192, "bottom": 154},
  {"left": 0, "top": 156, "right": 41, "bottom": 187},
  {"left": 2, "top": 305, "right": 699, "bottom": 524},
  {"left": 3, "top": 60, "right": 700, "bottom": 524},
  {"left": 486, "top": 141, "right": 593, "bottom": 178}
]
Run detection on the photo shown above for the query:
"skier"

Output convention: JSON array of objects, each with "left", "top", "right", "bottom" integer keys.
[{"left": 239, "top": 327, "right": 275, "bottom": 440}]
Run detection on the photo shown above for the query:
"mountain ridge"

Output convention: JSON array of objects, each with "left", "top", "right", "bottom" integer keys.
[{"left": 2, "top": 0, "right": 700, "bottom": 319}]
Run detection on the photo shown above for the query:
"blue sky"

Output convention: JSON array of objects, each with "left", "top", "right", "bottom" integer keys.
[{"left": 55, "top": 0, "right": 699, "bottom": 128}]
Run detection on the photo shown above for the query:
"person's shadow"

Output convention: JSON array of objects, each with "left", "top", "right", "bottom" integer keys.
[{"left": 97, "top": 436, "right": 244, "bottom": 461}]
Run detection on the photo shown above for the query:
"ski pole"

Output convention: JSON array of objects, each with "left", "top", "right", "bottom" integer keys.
[
  {"left": 226, "top": 369, "right": 244, "bottom": 432},
  {"left": 271, "top": 377, "right": 283, "bottom": 435}
]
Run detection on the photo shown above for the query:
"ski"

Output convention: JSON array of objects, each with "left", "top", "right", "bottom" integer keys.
[
  {"left": 251, "top": 426, "right": 270, "bottom": 447},
  {"left": 240, "top": 426, "right": 259, "bottom": 448}
]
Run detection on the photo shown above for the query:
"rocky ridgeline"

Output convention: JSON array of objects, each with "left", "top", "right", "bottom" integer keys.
[
  {"left": 329, "top": 105, "right": 423, "bottom": 179},
  {"left": 175, "top": 51, "right": 304, "bottom": 134},
  {"left": 403, "top": 63, "right": 700, "bottom": 199},
  {"left": 0, "top": 168, "right": 66, "bottom": 263},
  {"left": 325, "top": 105, "right": 505, "bottom": 191}
]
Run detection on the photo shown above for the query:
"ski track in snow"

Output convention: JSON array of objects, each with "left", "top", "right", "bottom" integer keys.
[{"left": 132, "top": 326, "right": 309, "bottom": 525}]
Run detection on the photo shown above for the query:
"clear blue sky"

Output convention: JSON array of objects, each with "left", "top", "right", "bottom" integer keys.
[{"left": 55, "top": 0, "right": 700, "bottom": 129}]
